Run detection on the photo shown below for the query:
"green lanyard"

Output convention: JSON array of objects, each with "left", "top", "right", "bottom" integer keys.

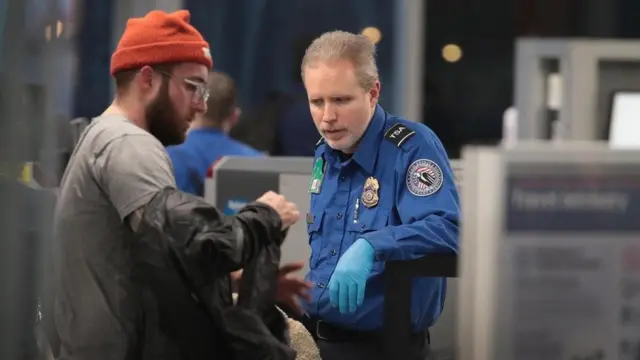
[{"left": 309, "top": 156, "right": 326, "bottom": 194}]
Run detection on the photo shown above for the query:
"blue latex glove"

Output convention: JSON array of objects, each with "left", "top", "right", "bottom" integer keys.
[{"left": 328, "top": 238, "right": 375, "bottom": 314}]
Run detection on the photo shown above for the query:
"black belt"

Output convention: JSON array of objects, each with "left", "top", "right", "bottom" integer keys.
[{"left": 301, "top": 316, "right": 428, "bottom": 344}]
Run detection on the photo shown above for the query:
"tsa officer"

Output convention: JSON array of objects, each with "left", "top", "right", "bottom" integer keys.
[{"left": 300, "top": 30, "right": 460, "bottom": 360}]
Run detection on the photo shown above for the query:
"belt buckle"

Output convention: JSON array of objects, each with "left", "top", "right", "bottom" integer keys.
[{"left": 315, "top": 320, "right": 328, "bottom": 340}]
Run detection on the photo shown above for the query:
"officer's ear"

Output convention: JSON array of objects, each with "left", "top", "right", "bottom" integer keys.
[{"left": 368, "top": 81, "right": 381, "bottom": 108}]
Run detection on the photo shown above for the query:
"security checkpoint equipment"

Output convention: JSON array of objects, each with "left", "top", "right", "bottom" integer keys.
[
  {"left": 458, "top": 142, "right": 640, "bottom": 360},
  {"left": 608, "top": 91, "right": 640, "bottom": 149},
  {"left": 514, "top": 38, "right": 640, "bottom": 142},
  {"left": 204, "top": 156, "right": 312, "bottom": 272},
  {"left": 205, "top": 156, "right": 462, "bottom": 359}
]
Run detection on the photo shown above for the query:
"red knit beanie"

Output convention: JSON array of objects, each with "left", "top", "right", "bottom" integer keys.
[{"left": 110, "top": 10, "right": 213, "bottom": 75}]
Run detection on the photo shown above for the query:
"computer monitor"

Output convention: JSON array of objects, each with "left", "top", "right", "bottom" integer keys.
[{"left": 608, "top": 91, "right": 640, "bottom": 149}]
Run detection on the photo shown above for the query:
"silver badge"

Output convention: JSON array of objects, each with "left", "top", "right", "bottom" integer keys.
[{"left": 406, "top": 159, "right": 443, "bottom": 197}]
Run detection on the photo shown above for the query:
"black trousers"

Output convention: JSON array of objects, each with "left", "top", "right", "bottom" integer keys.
[
  {"left": 291, "top": 311, "right": 431, "bottom": 360},
  {"left": 278, "top": 300, "right": 433, "bottom": 360},
  {"left": 317, "top": 335, "right": 431, "bottom": 360}
]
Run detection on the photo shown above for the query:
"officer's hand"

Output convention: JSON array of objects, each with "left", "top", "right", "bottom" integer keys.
[
  {"left": 328, "top": 238, "right": 375, "bottom": 314},
  {"left": 256, "top": 191, "right": 301, "bottom": 229},
  {"left": 276, "top": 261, "right": 313, "bottom": 315}
]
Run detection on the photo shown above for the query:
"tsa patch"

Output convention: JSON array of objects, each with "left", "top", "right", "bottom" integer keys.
[{"left": 406, "top": 159, "right": 443, "bottom": 197}]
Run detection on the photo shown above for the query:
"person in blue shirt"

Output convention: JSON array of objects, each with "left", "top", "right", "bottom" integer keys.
[
  {"left": 299, "top": 31, "right": 460, "bottom": 360},
  {"left": 167, "top": 71, "right": 263, "bottom": 196}
]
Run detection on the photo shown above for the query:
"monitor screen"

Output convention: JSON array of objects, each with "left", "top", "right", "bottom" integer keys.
[{"left": 609, "top": 91, "right": 640, "bottom": 149}]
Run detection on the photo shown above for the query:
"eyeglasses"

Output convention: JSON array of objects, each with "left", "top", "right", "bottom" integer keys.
[{"left": 156, "top": 70, "right": 210, "bottom": 104}]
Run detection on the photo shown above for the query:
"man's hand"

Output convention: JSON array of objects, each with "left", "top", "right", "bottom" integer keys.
[
  {"left": 276, "top": 261, "right": 312, "bottom": 315},
  {"left": 256, "top": 191, "right": 300, "bottom": 229},
  {"left": 328, "top": 238, "right": 375, "bottom": 314}
]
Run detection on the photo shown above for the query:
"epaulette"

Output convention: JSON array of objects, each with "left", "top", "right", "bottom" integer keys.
[
  {"left": 314, "top": 137, "right": 326, "bottom": 151},
  {"left": 384, "top": 123, "right": 416, "bottom": 147}
]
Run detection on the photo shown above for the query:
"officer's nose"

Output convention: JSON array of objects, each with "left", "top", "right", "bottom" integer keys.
[{"left": 322, "top": 104, "right": 337, "bottom": 123}]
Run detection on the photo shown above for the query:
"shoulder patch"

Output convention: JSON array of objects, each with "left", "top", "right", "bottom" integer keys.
[
  {"left": 406, "top": 159, "right": 443, "bottom": 197},
  {"left": 384, "top": 124, "right": 415, "bottom": 147},
  {"left": 314, "top": 137, "right": 326, "bottom": 151}
]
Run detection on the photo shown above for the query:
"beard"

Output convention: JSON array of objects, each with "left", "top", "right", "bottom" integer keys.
[{"left": 145, "top": 80, "right": 189, "bottom": 147}]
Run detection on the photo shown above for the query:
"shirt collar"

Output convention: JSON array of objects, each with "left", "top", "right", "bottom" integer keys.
[
  {"left": 323, "top": 104, "right": 386, "bottom": 173},
  {"left": 186, "top": 127, "right": 224, "bottom": 137}
]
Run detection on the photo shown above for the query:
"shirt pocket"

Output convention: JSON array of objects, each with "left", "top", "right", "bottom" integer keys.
[
  {"left": 306, "top": 211, "right": 325, "bottom": 269},
  {"left": 347, "top": 207, "right": 390, "bottom": 273}
]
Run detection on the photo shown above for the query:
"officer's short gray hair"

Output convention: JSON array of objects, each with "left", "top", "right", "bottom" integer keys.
[{"left": 301, "top": 30, "right": 379, "bottom": 90}]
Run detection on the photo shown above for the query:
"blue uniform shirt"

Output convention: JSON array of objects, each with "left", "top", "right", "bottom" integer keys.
[
  {"left": 167, "top": 128, "right": 264, "bottom": 196},
  {"left": 303, "top": 105, "right": 460, "bottom": 332}
]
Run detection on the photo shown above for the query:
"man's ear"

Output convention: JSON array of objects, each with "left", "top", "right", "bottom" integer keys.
[
  {"left": 136, "top": 65, "right": 156, "bottom": 92},
  {"left": 368, "top": 81, "right": 381, "bottom": 108},
  {"left": 228, "top": 107, "right": 242, "bottom": 128}
]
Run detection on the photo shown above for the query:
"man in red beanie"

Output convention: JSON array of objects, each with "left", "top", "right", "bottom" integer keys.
[
  {"left": 109, "top": 9, "right": 212, "bottom": 146},
  {"left": 48, "top": 10, "right": 301, "bottom": 360}
]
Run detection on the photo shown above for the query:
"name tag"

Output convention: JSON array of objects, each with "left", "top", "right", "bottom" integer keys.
[{"left": 309, "top": 157, "right": 325, "bottom": 194}]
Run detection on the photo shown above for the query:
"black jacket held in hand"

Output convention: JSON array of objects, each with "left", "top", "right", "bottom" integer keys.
[{"left": 130, "top": 187, "right": 296, "bottom": 360}]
